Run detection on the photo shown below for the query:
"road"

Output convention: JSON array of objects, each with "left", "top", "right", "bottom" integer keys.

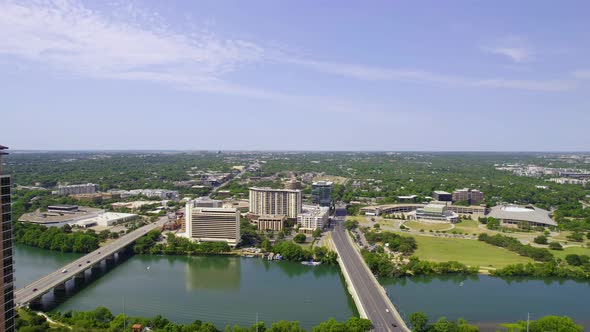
[
  {"left": 331, "top": 206, "right": 409, "bottom": 332},
  {"left": 15, "top": 217, "right": 168, "bottom": 307}
]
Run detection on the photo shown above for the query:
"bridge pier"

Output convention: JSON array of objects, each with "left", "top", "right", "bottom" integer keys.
[
  {"left": 29, "top": 297, "right": 42, "bottom": 310},
  {"left": 53, "top": 282, "right": 67, "bottom": 296}
]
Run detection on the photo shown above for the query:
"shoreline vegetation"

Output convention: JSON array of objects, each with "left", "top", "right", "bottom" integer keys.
[{"left": 16, "top": 306, "right": 583, "bottom": 332}]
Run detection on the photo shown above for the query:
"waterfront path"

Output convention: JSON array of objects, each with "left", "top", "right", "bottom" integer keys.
[
  {"left": 331, "top": 207, "right": 410, "bottom": 332},
  {"left": 15, "top": 217, "right": 168, "bottom": 307}
]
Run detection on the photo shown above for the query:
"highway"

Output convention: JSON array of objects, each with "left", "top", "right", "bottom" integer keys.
[
  {"left": 331, "top": 206, "right": 409, "bottom": 332},
  {"left": 15, "top": 217, "right": 168, "bottom": 307}
]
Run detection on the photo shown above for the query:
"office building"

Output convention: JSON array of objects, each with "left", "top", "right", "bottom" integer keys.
[
  {"left": 249, "top": 187, "right": 302, "bottom": 218},
  {"left": 413, "top": 203, "right": 459, "bottom": 223},
  {"left": 185, "top": 202, "right": 240, "bottom": 246},
  {"left": 432, "top": 191, "right": 452, "bottom": 202},
  {"left": 312, "top": 181, "right": 333, "bottom": 207},
  {"left": 0, "top": 145, "right": 14, "bottom": 331},
  {"left": 257, "top": 215, "right": 286, "bottom": 231},
  {"left": 297, "top": 205, "right": 329, "bottom": 232},
  {"left": 452, "top": 188, "right": 484, "bottom": 205},
  {"left": 56, "top": 183, "right": 98, "bottom": 196}
]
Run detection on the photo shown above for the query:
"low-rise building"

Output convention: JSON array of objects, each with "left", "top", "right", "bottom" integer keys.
[
  {"left": 432, "top": 191, "right": 452, "bottom": 202},
  {"left": 488, "top": 205, "right": 557, "bottom": 228},
  {"left": 297, "top": 205, "right": 329, "bottom": 232},
  {"left": 452, "top": 188, "right": 484, "bottom": 204},
  {"left": 194, "top": 197, "right": 222, "bottom": 208},
  {"left": 56, "top": 183, "right": 98, "bottom": 196},
  {"left": 412, "top": 204, "right": 459, "bottom": 223},
  {"left": 257, "top": 215, "right": 286, "bottom": 231}
]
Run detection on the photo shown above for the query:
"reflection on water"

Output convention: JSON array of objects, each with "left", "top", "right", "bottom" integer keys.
[{"left": 185, "top": 255, "right": 240, "bottom": 290}]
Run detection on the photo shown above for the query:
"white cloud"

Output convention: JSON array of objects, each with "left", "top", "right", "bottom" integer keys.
[
  {"left": 0, "top": 0, "right": 267, "bottom": 96},
  {"left": 284, "top": 58, "right": 572, "bottom": 92},
  {"left": 0, "top": 0, "right": 576, "bottom": 97},
  {"left": 572, "top": 69, "right": 590, "bottom": 79},
  {"left": 484, "top": 47, "right": 533, "bottom": 63}
]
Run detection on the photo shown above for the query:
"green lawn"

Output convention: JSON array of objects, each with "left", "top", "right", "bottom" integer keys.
[
  {"left": 410, "top": 234, "right": 533, "bottom": 268},
  {"left": 552, "top": 246, "right": 590, "bottom": 260},
  {"left": 404, "top": 221, "right": 453, "bottom": 231}
]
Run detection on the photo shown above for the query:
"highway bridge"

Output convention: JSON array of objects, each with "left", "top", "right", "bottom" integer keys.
[
  {"left": 15, "top": 217, "right": 168, "bottom": 307},
  {"left": 331, "top": 206, "right": 410, "bottom": 332}
]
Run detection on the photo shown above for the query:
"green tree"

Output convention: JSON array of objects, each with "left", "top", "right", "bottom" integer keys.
[
  {"left": 409, "top": 312, "right": 429, "bottom": 332},
  {"left": 533, "top": 235, "right": 548, "bottom": 245},
  {"left": 293, "top": 233, "right": 306, "bottom": 244},
  {"left": 549, "top": 242, "right": 563, "bottom": 250},
  {"left": 312, "top": 228, "right": 322, "bottom": 239}
]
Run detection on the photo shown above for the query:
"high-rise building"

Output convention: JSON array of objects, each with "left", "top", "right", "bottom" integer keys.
[
  {"left": 0, "top": 145, "right": 14, "bottom": 332},
  {"left": 452, "top": 188, "right": 484, "bottom": 205},
  {"left": 311, "top": 181, "right": 333, "bottom": 207},
  {"left": 185, "top": 202, "right": 240, "bottom": 247},
  {"left": 248, "top": 187, "right": 302, "bottom": 218}
]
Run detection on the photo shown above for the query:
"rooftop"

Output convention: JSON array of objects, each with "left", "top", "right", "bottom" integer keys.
[{"left": 488, "top": 205, "right": 557, "bottom": 226}]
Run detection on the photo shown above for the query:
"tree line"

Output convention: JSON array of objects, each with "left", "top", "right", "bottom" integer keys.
[{"left": 477, "top": 233, "right": 553, "bottom": 262}]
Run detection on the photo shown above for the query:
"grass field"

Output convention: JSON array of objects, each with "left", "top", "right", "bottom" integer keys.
[
  {"left": 410, "top": 234, "right": 533, "bottom": 269},
  {"left": 552, "top": 246, "right": 590, "bottom": 260},
  {"left": 404, "top": 221, "right": 453, "bottom": 231}
]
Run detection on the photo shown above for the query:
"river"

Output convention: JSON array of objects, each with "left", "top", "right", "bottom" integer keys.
[
  {"left": 14, "top": 244, "right": 356, "bottom": 329},
  {"left": 14, "top": 245, "right": 590, "bottom": 330},
  {"left": 381, "top": 274, "right": 590, "bottom": 331}
]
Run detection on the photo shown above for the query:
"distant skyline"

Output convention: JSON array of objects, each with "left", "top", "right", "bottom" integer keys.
[{"left": 1, "top": 0, "right": 589, "bottom": 151}]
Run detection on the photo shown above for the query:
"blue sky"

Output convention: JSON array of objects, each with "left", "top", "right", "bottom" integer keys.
[{"left": 1, "top": 0, "right": 589, "bottom": 151}]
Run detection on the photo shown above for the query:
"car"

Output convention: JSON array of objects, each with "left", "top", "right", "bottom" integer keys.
[
  {"left": 385, "top": 308, "right": 389, "bottom": 313},
  {"left": 33, "top": 288, "right": 37, "bottom": 292},
  {"left": 78, "top": 264, "right": 82, "bottom": 267},
  {"left": 61, "top": 269, "right": 68, "bottom": 273},
  {"left": 86, "top": 260, "right": 91, "bottom": 264}
]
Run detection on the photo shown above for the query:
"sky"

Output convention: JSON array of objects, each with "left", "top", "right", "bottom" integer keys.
[{"left": 1, "top": 0, "right": 589, "bottom": 151}]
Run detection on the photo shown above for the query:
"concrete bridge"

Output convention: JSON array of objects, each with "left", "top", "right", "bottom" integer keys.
[
  {"left": 15, "top": 218, "right": 168, "bottom": 307},
  {"left": 331, "top": 207, "right": 410, "bottom": 332}
]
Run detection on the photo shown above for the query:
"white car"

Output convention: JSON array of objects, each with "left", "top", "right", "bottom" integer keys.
[
  {"left": 61, "top": 269, "right": 68, "bottom": 273},
  {"left": 385, "top": 309, "right": 389, "bottom": 313}
]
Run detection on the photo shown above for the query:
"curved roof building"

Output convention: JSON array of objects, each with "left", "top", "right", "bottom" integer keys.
[{"left": 488, "top": 205, "right": 557, "bottom": 227}]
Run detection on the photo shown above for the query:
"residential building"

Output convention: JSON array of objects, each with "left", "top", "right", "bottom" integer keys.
[
  {"left": 432, "top": 191, "right": 452, "bottom": 202},
  {"left": 257, "top": 215, "right": 286, "bottom": 231},
  {"left": 297, "top": 205, "right": 329, "bottom": 232},
  {"left": 249, "top": 187, "right": 302, "bottom": 218},
  {"left": 56, "top": 183, "right": 98, "bottom": 196},
  {"left": 452, "top": 188, "right": 484, "bottom": 204},
  {"left": 488, "top": 205, "right": 557, "bottom": 228},
  {"left": 413, "top": 203, "right": 459, "bottom": 223},
  {"left": 185, "top": 203, "right": 240, "bottom": 246},
  {"left": 0, "top": 145, "right": 14, "bottom": 332},
  {"left": 311, "top": 181, "right": 333, "bottom": 207}
]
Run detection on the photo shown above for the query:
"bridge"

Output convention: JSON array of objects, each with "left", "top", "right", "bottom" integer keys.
[
  {"left": 15, "top": 217, "right": 168, "bottom": 307},
  {"left": 331, "top": 206, "right": 410, "bottom": 332}
]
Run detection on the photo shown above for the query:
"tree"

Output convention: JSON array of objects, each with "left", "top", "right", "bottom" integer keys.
[
  {"left": 312, "top": 228, "right": 322, "bottom": 239},
  {"left": 344, "top": 220, "right": 359, "bottom": 230},
  {"left": 261, "top": 238, "right": 272, "bottom": 252},
  {"left": 533, "top": 235, "right": 548, "bottom": 245},
  {"left": 409, "top": 312, "right": 429, "bottom": 332},
  {"left": 549, "top": 242, "right": 563, "bottom": 250},
  {"left": 565, "top": 254, "right": 582, "bottom": 266},
  {"left": 293, "top": 233, "right": 306, "bottom": 244},
  {"left": 527, "top": 316, "right": 583, "bottom": 332},
  {"left": 486, "top": 217, "right": 500, "bottom": 230}
]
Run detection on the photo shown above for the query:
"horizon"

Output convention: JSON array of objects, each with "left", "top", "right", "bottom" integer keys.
[{"left": 2, "top": 0, "right": 590, "bottom": 151}]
